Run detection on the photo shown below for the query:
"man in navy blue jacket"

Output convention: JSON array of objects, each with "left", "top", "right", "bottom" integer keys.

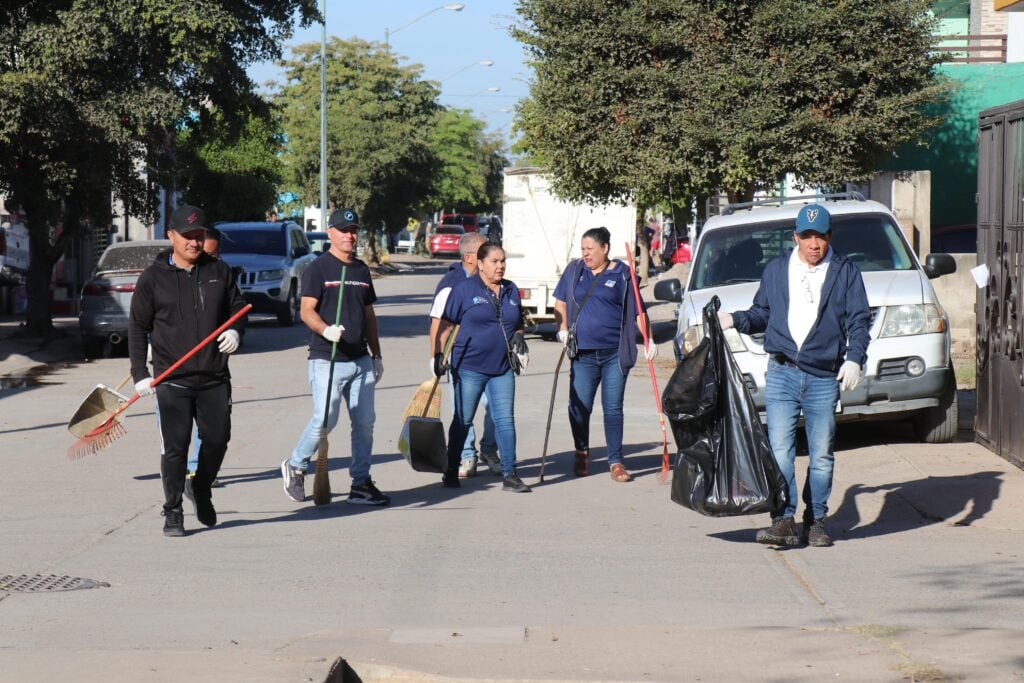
[{"left": 720, "top": 204, "right": 870, "bottom": 547}]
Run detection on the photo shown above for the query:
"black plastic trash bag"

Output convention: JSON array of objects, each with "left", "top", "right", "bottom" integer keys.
[{"left": 662, "top": 296, "right": 786, "bottom": 516}]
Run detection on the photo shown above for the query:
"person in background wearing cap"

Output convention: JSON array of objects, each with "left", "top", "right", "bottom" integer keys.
[
  {"left": 718, "top": 204, "right": 870, "bottom": 548},
  {"left": 281, "top": 208, "right": 389, "bottom": 506},
  {"left": 129, "top": 204, "right": 248, "bottom": 537}
]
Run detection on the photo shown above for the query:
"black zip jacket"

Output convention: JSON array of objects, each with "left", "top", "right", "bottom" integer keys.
[{"left": 129, "top": 249, "right": 247, "bottom": 388}]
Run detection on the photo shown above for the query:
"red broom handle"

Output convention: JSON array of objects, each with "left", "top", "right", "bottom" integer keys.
[
  {"left": 151, "top": 303, "right": 252, "bottom": 387},
  {"left": 624, "top": 243, "right": 671, "bottom": 479}
]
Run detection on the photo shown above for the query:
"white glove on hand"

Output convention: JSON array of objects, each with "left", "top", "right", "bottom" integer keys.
[
  {"left": 373, "top": 357, "right": 384, "bottom": 383},
  {"left": 135, "top": 377, "right": 155, "bottom": 396},
  {"left": 322, "top": 324, "right": 345, "bottom": 343},
  {"left": 644, "top": 341, "right": 659, "bottom": 361},
  {"left": 837, "top": 360, "right": 861, "bottom": 392},
  {"left": 718, "top": 312, "right": 734, "bottom": 330},
  {"left": 217, "top": 329, "right": 240, "bottom": 354},
  {"left": 556, "top": 330, "right": 568, "bottom": 346}
]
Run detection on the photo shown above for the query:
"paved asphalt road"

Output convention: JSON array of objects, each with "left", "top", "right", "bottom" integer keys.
[{"left": 0, "top": 255, "right": 1022, "bottom": 682}]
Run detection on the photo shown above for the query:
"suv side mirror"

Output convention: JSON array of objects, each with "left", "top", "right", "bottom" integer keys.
[
  {"left": 654, "top": 278, "right": 683, "bottom": 302},
  {"left": 923, "top": 253, "right": 956, "bottom": 279},
  {"left": 292, "top": 246, "right": 310, "bottom": 258}
]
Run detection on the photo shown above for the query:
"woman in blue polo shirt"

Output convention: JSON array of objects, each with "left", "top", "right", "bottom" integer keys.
[
  {"left": 553, "top": 227, "right": 656, "bottom": 483},
  {"left": 437, "top": 243, "right": 531, "bottom": 492}
]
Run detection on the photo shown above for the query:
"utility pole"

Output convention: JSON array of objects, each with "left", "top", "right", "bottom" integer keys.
[{"left": 319, "top": 0, "right": 327, "bottom": 232}]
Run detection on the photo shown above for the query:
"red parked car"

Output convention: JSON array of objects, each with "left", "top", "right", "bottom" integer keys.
[
  {"left": 429, "top": 225, "right": 465, "bottom": 258},
  {"left": 440, "top": 213, "right": 480, "bottom": 232}
]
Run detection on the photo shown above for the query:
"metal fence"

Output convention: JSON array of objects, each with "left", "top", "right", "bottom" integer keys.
[{"left": 976, "top": 99, "right": 1024, "bottom": 469}]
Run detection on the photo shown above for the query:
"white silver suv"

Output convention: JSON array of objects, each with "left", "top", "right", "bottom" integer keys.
[{"left": 654, "top": 193, "right": 959, "bottom": 443}]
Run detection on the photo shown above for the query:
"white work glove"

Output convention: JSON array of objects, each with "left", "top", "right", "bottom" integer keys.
[
  {"left": 322, "top": 324, "right": 345, "bottom": 343},
  {"left": 135, "top": 377, "right": 155, "bottom": 396},
  {"left": 373, "top": 357, "right": 384, "bottom": 383},
  {"left": 837, "top": 360, "right": 861, "bottom": 392},
  {"left": 644, "top": 341, "right": 659, "bottom": 361},
  {"left": 217, "top": 329, "right": 240, "bottom": 354},
  {"left": 556, "top": 329, "right": 568, "bottom": 346},
  {"left": 718, "top": 312, "right": 734, "bottom": 330}
]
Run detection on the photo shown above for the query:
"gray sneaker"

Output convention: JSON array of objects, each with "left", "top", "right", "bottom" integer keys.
[
  {"left": 755, "top": 516, "right": 800, "bottom": 546},
  {"left": 479, "top": 450, "right": 502, "bottom": 476},
  {"left": 458, "top": 457, "right": 477, "bottom": 478},
  {"left": 281, "top": 459, "right": 305, "bottom": 502}
]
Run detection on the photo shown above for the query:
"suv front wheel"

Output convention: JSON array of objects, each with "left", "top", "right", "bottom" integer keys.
[
  {"left": 911, "top": 373, "right": 959, "bottom": 443},
  {"left": 277, "top": 281, "right": 299, "bottom": 326}
]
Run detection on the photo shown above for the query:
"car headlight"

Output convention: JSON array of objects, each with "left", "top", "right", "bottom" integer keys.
[
  {"left": 681, "top": 323, "right": 747, "bottom": 354},
  {"left": 258, "top": 269, "right": 285, "bottom": 282},
  {"left": 879, "top": 304, "right": 946, "bottom": 338}
]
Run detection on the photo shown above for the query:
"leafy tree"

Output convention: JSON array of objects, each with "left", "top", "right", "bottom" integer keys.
[
  {"left": 176, "top": 107, "right": 285, "bottom": 222},
  {"left": 0, "top": 0, "right": 318, "bottom": 334},
  {"left": 513, "top": 0, "right": 946, "bottom": 205},
  {"left": 428, "top": 108, "right": 491, "bottom": 211},
  {"left": 276, "top": 38, "right": 439, "bottom": 263}
]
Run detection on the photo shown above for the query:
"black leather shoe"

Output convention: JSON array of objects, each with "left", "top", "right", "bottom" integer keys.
[
  {"left": 502, "top": 473, "right": 532, "bottom": 493},
  {"left": 194, "top": 495, "right": 217, "bottom": 527},
  {"left": 162, "top": 508, "right": 185, "bottom": 537},
  {"left": 442, "top": 469, "right": 461, "bottom": 488}
]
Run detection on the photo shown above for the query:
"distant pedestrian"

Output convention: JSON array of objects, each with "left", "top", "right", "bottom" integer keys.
[
  {"left": 129, "top": 204, "right": 247, "bottom": 537},
  {"left": 553, "top": 227, "right": 655, "bottom": 483},
  {"left": 281, "top": 208, "right": 389, "bottom": 507},
  {"left": 719, "top": 204, "right": 870, "bottom": 547},
  {"left": 434, "top": 243, "right": 531, "bottom": 492}
]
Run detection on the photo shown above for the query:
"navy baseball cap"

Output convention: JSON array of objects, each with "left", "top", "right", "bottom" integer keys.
[
  {"left": 795, "top": 204, "right": 831, "bottom": 235},
  {"left": 328, "top": 208, "right": 360, "bottom": 231}
]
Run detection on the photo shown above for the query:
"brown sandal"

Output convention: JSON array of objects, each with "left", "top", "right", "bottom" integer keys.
[
  {"left": 573, "top": 450, "right": 589, "bottom": 477},
  {"left": 610, "top": 463, "right": 632, "bottom": 483}
]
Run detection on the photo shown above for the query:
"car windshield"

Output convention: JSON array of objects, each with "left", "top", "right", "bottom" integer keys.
[
  {"left": 96, "top": 244, "right": 167, "bottom": 273},
  {"left": 218, "top": 229, "right": 285, "bottom": 256},
  {"left": 691, "top": 212, "right": 915, "bottom": 290},
  {"left": 435, "top": 226, "right": 464, "bottom": 235}
]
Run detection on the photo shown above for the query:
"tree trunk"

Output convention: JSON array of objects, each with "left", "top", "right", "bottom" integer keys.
[{"left": 636, "top": 208, "right": 650, "bottom": 287}]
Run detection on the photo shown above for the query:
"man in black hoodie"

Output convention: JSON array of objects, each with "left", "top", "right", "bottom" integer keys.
[{"left": 129, "top": 205, "right": 248, "bottom": 537}]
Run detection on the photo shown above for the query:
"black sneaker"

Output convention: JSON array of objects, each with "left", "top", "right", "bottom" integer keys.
[
  {"left": 191, "top": 485, "right": 217, "bottom": 527},
  {"left": 802, "top": 518, "right": 833, "bottom": 547},
  {"left": 183, "top": 474, "right": 196, "bottom": 504},
  {"left": 755, "top": 516, "right": 800, "bottom": 546},
  {"left": 162, "top": 508, "right": 185, "bottom": 537},
  {"left": 347, "top": 479, "right": 390, "bottom": 506},
  {"left": 502, "top": 472, "right": 532, "bottom": 493},
  {"left": 442, "top": 469, "right": 461, "bottom": 488},
  {"left": 281, "top": 459, "right": 305, "bottom": 502}
]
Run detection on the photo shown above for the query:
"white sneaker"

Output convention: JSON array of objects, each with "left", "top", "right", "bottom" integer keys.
[
  {"left": 480, "top": 450, "right": 502, "bottom": 476},
  {"left": 458, "top": 458, "right": 477, "bottom": 478}
]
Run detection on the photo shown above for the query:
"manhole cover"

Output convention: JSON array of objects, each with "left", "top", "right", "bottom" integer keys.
[{"left": 0, "top": 574, "right": 110, "bottom": 593}]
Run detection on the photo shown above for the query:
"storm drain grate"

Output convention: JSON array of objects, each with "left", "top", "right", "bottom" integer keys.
[{"left": 0, "top": 574, "right": 110, "bottom": 593}]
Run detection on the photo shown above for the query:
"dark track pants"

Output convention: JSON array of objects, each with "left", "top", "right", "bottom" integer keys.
[{"left": 156, "top": 382, "right": 231, "bottom": 512}]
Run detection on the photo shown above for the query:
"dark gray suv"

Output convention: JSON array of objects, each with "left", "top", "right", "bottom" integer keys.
[{"left": 216, "top": 221, "right": 315, "bottom": 326}]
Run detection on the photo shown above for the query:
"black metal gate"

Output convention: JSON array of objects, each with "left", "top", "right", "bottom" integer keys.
[{"left": 977, "top": 100, "right": 1024, "bottom": 469}]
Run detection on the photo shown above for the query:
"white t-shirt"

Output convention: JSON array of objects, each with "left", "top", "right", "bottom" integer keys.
[
  {"left": 787, "top": 246, "right": 831, "bottom": 350},
  {"left": 430, "top": 287, "right": 451, "bottom": 319}
]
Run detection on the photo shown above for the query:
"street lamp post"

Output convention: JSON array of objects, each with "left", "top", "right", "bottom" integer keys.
[
  {"left": 385, "top": 2, "right": 464, "bottom": 50},
  {"left": 439, "top": 59, "right": 494, "bottom": 83},
  {"left": 319, "top": 0, "right": 327, "bottom": 233}
]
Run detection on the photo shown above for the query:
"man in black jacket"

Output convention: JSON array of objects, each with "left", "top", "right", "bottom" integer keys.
[{"left": 129, "top": 204, "right": 248, "bottom": 537}]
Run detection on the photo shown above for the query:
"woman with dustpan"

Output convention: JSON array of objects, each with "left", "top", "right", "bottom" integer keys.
[{"left": 435, "top": 243, "right": 531, "bottom": 493}]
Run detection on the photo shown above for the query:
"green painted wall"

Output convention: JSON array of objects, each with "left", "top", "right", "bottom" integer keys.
[{"left": 882, "top": 63, "right": 1024, "bottom": 231}]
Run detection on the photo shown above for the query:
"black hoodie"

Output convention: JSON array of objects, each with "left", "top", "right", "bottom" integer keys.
[{"left": 129, "top": 249, "right": 247, "bottom": 388}]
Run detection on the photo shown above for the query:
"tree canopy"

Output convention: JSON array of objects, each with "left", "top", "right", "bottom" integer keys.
[
  {"left": 0, "top": 0, "right": 318, "bottom": 333},
  {"left": 513, "top": 0, "right": 947, "bottom": 204}
]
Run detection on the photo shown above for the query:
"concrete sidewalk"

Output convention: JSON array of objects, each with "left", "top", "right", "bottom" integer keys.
[{"left": 0, "top": 256, "right": 1021, "bottom": 682}]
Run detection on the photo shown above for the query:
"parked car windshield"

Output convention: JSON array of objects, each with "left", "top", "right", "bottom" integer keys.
[
  {"left": 218, "top": 229, "right": 285, "bottom": 256},
  {"left": 96, "top": 244, "right": 167, "bottom": 273},
  {"left": 691, "top": 212, "right": 915, "bottom": 290}
]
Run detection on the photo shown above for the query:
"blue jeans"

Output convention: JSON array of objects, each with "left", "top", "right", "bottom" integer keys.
[
  {"left": 568, "top": 348, "right": 627, "bottom": 466},
  {"left": 290, "top": 356, "right": 376, "bottom": 485},
  {"left": 447, "top": 367, "right": 517, "bottom": 475},
  {"left": 447, "top": 370, "right": 497, "bottom": 460},
  {"left": 764, "top": 358, "right": 840, "bottom": 520}
]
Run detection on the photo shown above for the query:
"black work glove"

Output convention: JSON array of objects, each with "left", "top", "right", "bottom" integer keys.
[
  {"left": 510, "top": 332, "right": 528, "bottom": 356},
  {"left": 433, "top": 352, "right": 448, "bottom": 378}
]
